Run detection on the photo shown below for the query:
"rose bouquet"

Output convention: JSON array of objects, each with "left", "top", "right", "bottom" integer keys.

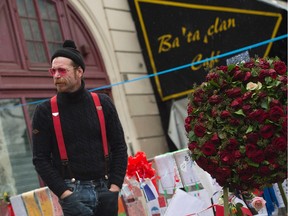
[{"left": 185, "top": 56, "right": 287, "bottom": 191}]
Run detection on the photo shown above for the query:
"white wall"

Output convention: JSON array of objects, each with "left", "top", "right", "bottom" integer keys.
[{"left": 69, "top": 0, "right": 169, "bottom": 158}]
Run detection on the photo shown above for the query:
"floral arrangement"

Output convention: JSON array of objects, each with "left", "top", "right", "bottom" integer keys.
[
  {"left": 126, "top": 151, "right": 156, "bottom": 182},
  {"left": 185, "top": 56, "right": 287, "bottom": 191}
]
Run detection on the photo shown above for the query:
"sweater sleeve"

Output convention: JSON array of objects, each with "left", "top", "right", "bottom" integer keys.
[
  {"left": 32, "top": 102, "right": 69, "bottom": 197},
  {"left": 100, "top": 94, "right": 128, "bottom": 188}
]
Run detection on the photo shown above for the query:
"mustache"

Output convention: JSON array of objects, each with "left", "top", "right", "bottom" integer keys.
[{"left": 54, "top": 78, "right": 65, "bottom": 84}]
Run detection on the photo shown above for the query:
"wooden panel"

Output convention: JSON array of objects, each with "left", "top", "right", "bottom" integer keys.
[
  {"left": 106, "top": 9, "right": 135, "bottom": 31},
  {"left": 133, "top": 115, "right": 164, "bottom": 138},
  {"left": 123, "top": 74, "right": 154, "bottom": 94},
  {"left": 127, "top": 95, "right": 159, "bottom": 116},
  {"left": 138, "top": 136, "right": 168, "bottom": 159},
  {"left": 116, "top": 52, "right": 146, "bottom": 73},
  {"left": 111, "top": 31, "right": 141, "bottom": 52}
]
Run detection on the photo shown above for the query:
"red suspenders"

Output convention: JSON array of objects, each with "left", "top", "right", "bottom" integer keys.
[{"left": 51, "top": 92, "right": 109, "bottom": 179}]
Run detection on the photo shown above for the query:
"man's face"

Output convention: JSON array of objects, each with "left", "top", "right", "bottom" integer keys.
[{"left": 50, "top": 57, "right": 83, "bottom": 93}]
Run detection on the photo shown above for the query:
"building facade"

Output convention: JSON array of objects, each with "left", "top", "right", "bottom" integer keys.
[{"left": 0, "top": 0, "right": 168, "bottom": 195}]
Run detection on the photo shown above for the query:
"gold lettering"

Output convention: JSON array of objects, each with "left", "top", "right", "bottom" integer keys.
[
  {"left": 214, "top": 17, "right": 220, "bottom": 33},
  {"left": 227, "top": 18, "right": 236, "bottom": 28},
  {"left": 172, "top": 37, "right": 180, "bottom": 48},
  {"left": 191, "top": 54, "right": 202, "bottom": 71},
  {"left": 186, "top": 30, "right": 201, "bottom": 43},
  {"left": 158, "top": 35, "right": 180, "bottom": 53},
  {"left": 191, "top": 50, "right": 221, "bottom": 71},
  {"left": 158, "top": 35, "right": 172, "bottom": 53},
  {"left": 206, "top": 17, "right": 236, "bottom": 43}
]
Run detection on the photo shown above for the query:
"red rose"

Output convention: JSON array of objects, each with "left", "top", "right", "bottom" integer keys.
[
  {"left": 233, "top": 150, "right": 242, "bottom": 159},
  {"left": 187, "top": 103, "right": 193, "bottom": 114},
  {"left": 225, "top": 87, "right": 242, "bottom": 98},
  {"left": 185, "top": 116, "right": 192, "bottom": 132},
  {"left": 206, "top": 72, "right": 220, "bottom": 81},
  {"left": 244, "top": 61, "right": 255, "bottom": 68},
  {"left": 194, "top": 124, "right": 206, "bottom": 137},
  {"left": 240, "top": 174, "right": 253, "bottom": 182},
  {"left": 246, "top": 133, "right": 259, "bottom": 144},
  {"left": 265, "top": 145, "right": 277, "bottom": 160},
  {"left": 220, "top": 151, "right": 235, "bottom": 165},
  {"left": 259, "top": 166, "right": 270, "bottom": 175},
  {"left": 278, "top": 75, "right": 287, "bottom": 84},
  {"left": 250, "top": 150, "right": 265, "bottom": 163},
  {"left": 201, "top": 141, "right": 216, "bottom": 156},
  {"left": 270, "top": 99, "right": 281, "bottom": 107},
  {"left": 229, "top": 118, "right": 240, "bottom": 126},
  {"left": 242, "top": 104, "right": 252, "bottom": 115},
  {"left": 217, "top": 65, "right": 228, "bottom": 72},
  {"left": 196, "top": 156, "right": 208, "bottom": 168},
  {"left": 188, "top": 141, "right": 198, "bottom": 151},
  {"left": 260, "top": 124, "right": 275, "bottom": 139},
  {"left": 220, "top": 110, "right": 231, "bottom": 118},
  {"left": 268, "top": 69, "right": 277, "bottom": 79},
  {"left": 233, "top": 70, "right": 245, "bottom": 81},
  {"left": 272, "top": 136, "right": 287, "bottom": 151},
  {"left": 210, "top": 133, "right": 220, "bottom": 145},
  {"left": 269, "top": 163, "right": 280, "bottom": 170},
  {"left": 231, "top": 98, "right": 243, "bottom": 109},
  {"left": 269, "top": 106, "right": 284, "bottom": 121},
  {"left": 227, "top": 138, "right": 239, "bottom": 150},
  {"left": 258, "top": 92, "right": 267, "bottom": 99},
  {"left": 211, "top": 109, "right": 218, "bottom": 117},
  {"left": 244, "top": 71, "right": 252, "bottom": 81},
  {"left": 259, "top": 69, "right": 269, "bottom": 80},
  {"left": 258, "top": 58, "right": 270, "bottom": 69},
  {"left": 193, "top": 96, "right": 203, "bottom": 104},
  {"left": 245, "top": 144, "right": 257, "bottom": 157},
  {"left": 248, "top": 109, "right": 266, "bottom": 123},
  {"left": 216, "top": 167, "right": 231, "bottom": 177},
  {"left": 209, "top": 95, "right": 222, "bottom": 104},
  {"left": 273, "top": 61, "right": 287, "bottom": 75},
  {"left": 198, "top": 112, "right": 204, "bottom": 121},
  {"left": 242, "top": 91, "right": 253, "bottom": 100}
]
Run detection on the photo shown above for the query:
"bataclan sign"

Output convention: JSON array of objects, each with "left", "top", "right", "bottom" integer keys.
[{"left": 129, "top": 0, "right": 287, "bottom": 101}]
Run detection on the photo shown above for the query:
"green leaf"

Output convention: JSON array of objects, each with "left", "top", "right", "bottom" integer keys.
[
  {"left": 188, "top": 131, "right": 196, "bottom": 141},
  {"left": 245, "top": 125, "right": 253, "bottom": 133},
  {"left": 234, "top": 109, "right": 246, "bottom": 116},
  {"left": 261, "top": 99, "right": 269, "bottom": 109},
  {"left": 228, "top": 64, "right": 236, "bottom": 72},
  {"left": 209, "top": 80, "right": 220, "bottom": 88},
  {"left": 247, "top": 160, "right": 260, "bottom": 167}
]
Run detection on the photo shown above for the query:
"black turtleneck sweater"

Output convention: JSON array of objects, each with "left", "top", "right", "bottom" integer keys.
[{"left": 32, "top": 82, "right": 128, "bottom": 197}]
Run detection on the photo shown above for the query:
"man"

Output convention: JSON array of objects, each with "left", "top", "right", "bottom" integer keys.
[{"left": 32, "top": 40, "right": 128, "bottom": 216}]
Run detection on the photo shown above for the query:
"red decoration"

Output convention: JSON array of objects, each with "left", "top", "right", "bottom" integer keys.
[{"left": 126, "top": 151, "right": 156, "bottom": 182}]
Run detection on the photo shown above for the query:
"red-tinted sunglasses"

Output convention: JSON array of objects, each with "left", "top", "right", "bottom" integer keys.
[{"left": 49, "top": 67, "right": 77, "bottom": 76}]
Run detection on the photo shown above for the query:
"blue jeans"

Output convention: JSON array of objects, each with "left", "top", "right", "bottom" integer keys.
[{"left": 59, "top": 179, "right": 119, "bottom": 216}]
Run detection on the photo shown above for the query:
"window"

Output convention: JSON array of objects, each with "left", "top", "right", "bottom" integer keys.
[
  {"left": 0, "top": 99, "right": 39, "bottom": 195},
  {"left": 16, "top": 0, "right": 63, "bottom": 64}
]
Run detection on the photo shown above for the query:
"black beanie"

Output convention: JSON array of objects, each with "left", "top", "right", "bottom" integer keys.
[{"left": 51, "top": 40, "right": 85, "bottom": 71}]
